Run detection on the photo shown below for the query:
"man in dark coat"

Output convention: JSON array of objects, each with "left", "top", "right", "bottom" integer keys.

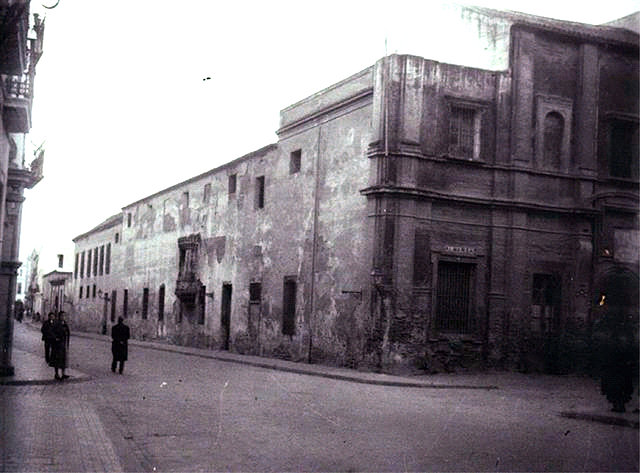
[
  {"left": 41, "top": 312, "right": 56, "bottom": 365},
  {"left": 111, "top": 317, "right": 130, "bottom": 374},
  {"left": 51, "top": 312, "right": 70, "bottom": 380}
]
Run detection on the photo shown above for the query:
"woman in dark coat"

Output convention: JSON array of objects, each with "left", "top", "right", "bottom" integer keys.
[
  {"left": 51, "top": 312, "right": 70, "bottom": 380},
  {"left": 111, "top": 317, "right": 130, "bottom": 374}
]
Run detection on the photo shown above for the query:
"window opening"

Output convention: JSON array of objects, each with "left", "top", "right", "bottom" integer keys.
[
  {"left": 255, "top": 176, "right": 265, "bottom": 209},
  {"left": 158, "top": 284, "right": 165, "bottom": 322},
  {"left": 435, "top": 261, "right": 474, "bottom": 333},
  {"left": 123, "top": 289, "right": 128, "bottom": 318},
  {"left": 228, "top": 174, "right": 237, "bottom": 195},
  {"left": 282, "top": 277, "right": 296, "bottom": 335},
  {"left": 609, "top": 119, "right": 639, "bottom": 179},
  {"left": 290, "top": 149, "right": 301, "bottom": 174},
  {"left": 142, "top": 288, "right": 149, "bottom": 320}
]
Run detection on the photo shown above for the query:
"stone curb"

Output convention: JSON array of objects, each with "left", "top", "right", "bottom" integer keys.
[
  {"left": 69, "top": 329, "right": 499, "bottom": 390},
  {"left": 0, "top": 374, "right": 89, "bottom": 386},
  {"left": 560, "top": 411, "right": 639, "bottom": 429}
]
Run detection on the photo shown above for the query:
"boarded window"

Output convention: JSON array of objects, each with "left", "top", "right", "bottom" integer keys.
[
  {"left": 435, "top": 261, "right": 475, "bottom": 333},
  {"left": 142, "top": 288, "right": 149, "bottom": 320},
  {"left": 282, "top": 277, "right": 296, "bottom": 335}
]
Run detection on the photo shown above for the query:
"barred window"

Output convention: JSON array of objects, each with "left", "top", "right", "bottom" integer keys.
[
  {"left": 435, "top": 261, "right": 475, "bottom": 333},
  {"left": 449, "top": 106, "right": 481, "bottom": 159}
]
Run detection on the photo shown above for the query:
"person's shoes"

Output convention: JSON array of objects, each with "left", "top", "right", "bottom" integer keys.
[
  {"left": 119, "top": 371, "right": 123, "bottom": 375},
  {"left": 61, "top": 374, "right": 69, "bottom": 379},
  {"left": 54, "top": 374, "right": 60, "bottom": 380}
]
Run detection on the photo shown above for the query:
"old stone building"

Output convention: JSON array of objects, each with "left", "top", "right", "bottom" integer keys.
[
  {"left": 0, "top": 0, "right": 44, "bottom": 376},
  {"left": 71, "top": 7, "right": 639, "bottom": 373}
]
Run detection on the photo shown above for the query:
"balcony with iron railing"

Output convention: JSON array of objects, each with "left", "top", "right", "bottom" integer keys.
[{"left": 2, "top": 73, "right": 32, "bottom": 133}]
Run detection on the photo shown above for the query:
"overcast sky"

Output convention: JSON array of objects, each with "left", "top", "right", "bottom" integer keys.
[{"left": 19, "top": 0, "right": 640, "bottom": 274}]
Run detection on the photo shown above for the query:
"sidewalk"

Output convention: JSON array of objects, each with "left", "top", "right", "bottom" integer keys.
[{"left": 6, "top": 320, "right": 639, "bottom": 429}]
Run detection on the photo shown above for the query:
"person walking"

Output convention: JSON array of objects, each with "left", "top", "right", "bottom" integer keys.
[
  {"left": 111, "top": 317, "right": 130, "bottom": 374},
  {"left": 41, "top": 312, "right": 56, "bottom": 365},
  {"left": 51, "top": 312, "right": 70, "bottom": 380}
]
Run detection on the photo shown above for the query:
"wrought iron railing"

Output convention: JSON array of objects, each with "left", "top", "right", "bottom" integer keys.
[{"left": 2, "top": 74, "right": 31, "bottom": 100}]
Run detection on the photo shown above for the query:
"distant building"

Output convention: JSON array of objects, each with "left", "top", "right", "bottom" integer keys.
[
  {"left": 0, "top": 0, "right": 45, "bottom": 376},
  {"left": 41, "top": 270, "right": 72, "bottom": 316},
  {"left": 71, "top": 7, "right": 639, "bottom": 374}
]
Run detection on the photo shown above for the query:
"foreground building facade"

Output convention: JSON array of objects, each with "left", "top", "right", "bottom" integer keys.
[
  {"left": 0, "top": 0, "right": 44, "bottom": 376},
  {"left": 71, "top": 7, "right": 638, "bottom": 373}
]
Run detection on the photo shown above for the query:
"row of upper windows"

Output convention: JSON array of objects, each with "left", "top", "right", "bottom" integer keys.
[
  {"left": 448, "top": 99, "right": 638, "bottom": 179},
  {"left": 74, "top": 243, "right": 111, "bottom": 279},
  {"left": 123, "top": 149, "right": 303, "bottom": 229}
]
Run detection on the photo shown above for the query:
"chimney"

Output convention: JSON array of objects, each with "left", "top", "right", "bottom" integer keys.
[{"left": 57, "top": 254, "right": 63, "bottom": 269}]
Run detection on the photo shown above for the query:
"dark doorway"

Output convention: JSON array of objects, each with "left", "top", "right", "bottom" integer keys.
[{"left": 221, "top": 283, "right": 232, "bottom": 350}]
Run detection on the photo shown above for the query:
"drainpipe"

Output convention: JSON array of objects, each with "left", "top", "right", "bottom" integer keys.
[{"left": 308, "top": 125, "right": 322, "bottom": 364}]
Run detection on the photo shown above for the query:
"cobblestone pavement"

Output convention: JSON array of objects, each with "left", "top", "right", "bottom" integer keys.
[{"left": 1, "top": 321, "right": 638, "bottom": 472}]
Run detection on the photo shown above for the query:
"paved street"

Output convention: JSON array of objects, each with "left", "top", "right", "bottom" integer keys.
[{"left": 1, "top": 322, "right": 638, "bottom": 472}]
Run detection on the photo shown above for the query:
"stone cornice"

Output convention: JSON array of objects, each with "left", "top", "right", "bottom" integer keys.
[{"left": 360, "top": 184, "right": 600, "bottom": 217}]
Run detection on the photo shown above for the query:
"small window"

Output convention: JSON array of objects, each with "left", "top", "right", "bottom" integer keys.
[
  {"left": 249, "top": 282, "right": 262, "bottom": 302},
  {"left": 74, "top": 254, "right": 79, "bottom": 279},
  {"left": 115, "top": 233, "right": 119, "bottom": 244},
  {"left": 183, "top": 191, "right": 189, "bottom": 208},
  {"left": 86, "top": 249, "right": 92, "bottom": 277},
  {"left": 203, "top": 183, "right": 211, "bottom": 203},
  {"left": 255, "top": 176, "right": 265, "bottom": 209},
  {"left": 57, "top": 254, "right": 64, "bottom": 268},
  {"left": 127, "top": 213, "right": 132, "bottom": 228},
  {"left": 80, "top": 252, "right": 85, "bottom": 278},
  {"left": 228, "top": 174, "right": 237, "bottom": 195},
  {"left": 79, "top": 286, "right": 83, "bottom": 299},
  {"left": 105, "top": 243, "right": 111, "bottom": 275},
  {"left": 290, "top": 149, "right": 301, "bottom": 174},
  {"left": 92, "top": 284, "right": 96, "bottom": 298},
  {"left": 609, "top": 118, "right": 639, "bottom": 179},
  {"left": 142, "top": 288, "right": 149, "bottom": 320},
  {"left": 282, "top": 277, "right": 296, "bottom": 335}
]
